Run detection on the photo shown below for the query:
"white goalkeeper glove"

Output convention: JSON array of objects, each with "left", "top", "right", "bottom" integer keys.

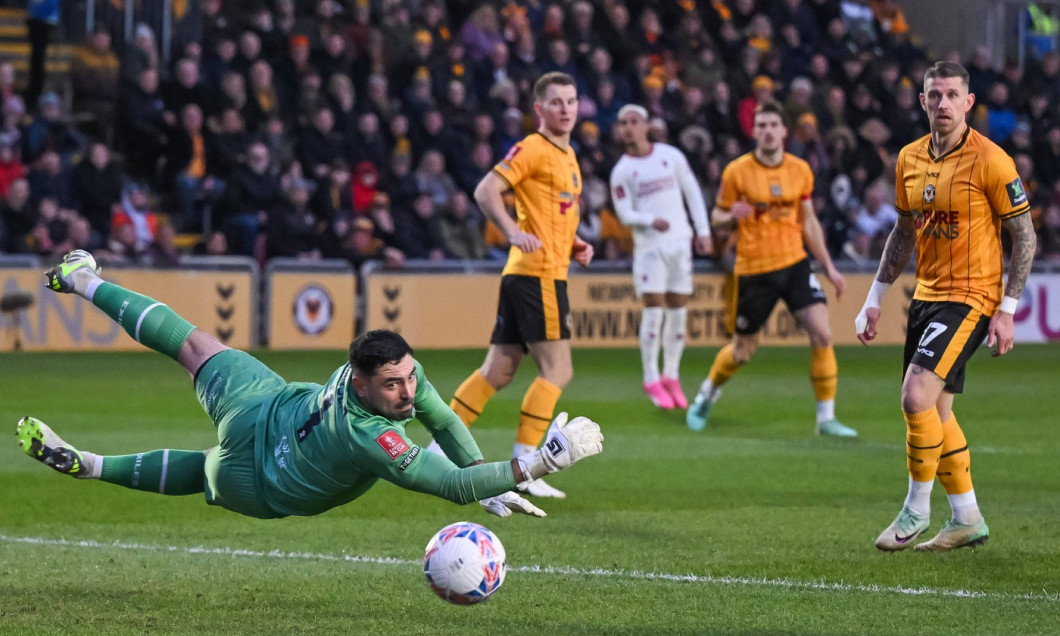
[
  {"left": 516, "top": 412, "right": 603, "bottom": 488},
  {"left": 479, "top": 491, "right": 547, "bottom": 518}
]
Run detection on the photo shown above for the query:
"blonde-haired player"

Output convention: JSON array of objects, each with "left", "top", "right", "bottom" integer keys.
[
  {"left": 446, "top": 72, "right": 593, "bottom": 499},
  {"left": 610, "top": 104, "right": 713, "bottom": 409}
]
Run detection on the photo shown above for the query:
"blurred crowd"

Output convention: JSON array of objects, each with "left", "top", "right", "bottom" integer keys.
[{"left": 1, "top": 0, "right": 1059, "bottom": 270}]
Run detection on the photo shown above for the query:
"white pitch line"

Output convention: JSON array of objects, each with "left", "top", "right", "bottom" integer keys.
[{"left": 1, "top": 534, "right": 1056, "bottom": 603}]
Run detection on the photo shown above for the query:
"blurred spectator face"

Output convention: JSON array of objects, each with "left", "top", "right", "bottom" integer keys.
[
  {"left": 413, "top": 194, "right": 434, "bottom": 218},
  {"left": 222, "top": 71, "right": 248, "bottom": 98},
  {"left": 488, "top": 42, "right": 508, "bottom": 68},
  {"left": 988, "top": 82, "right": 1009, "bottom": 106},
  {"left": 139, "top": 68, "right": 159, "bottom": 93},
  {"left": 113, "top": 222, "right": 138, "bottom": 250},
  {"left": 313, "top": 108, "right": 335, "bottom": 133},
  {"left": 684, "top": 86, "right": 705, "bottom": 111},
  {"left": 250, "top": 61, "right": 273, "bottom": 88},
  {"left": 640, "top": 8, "right": 661, "bottom": 34},
  {"left": 176, "top": 58, "right": 199, "bottom": 87},
  {"left": 90, "top": 30, "right": 111, "bottom": 53},
  {"left": 534, "top": 82, "right": 578, "bottom": 136},
  {"left": 68, "top": 217, "right": 91, "bottom": 247},
  {"left": 40, "top": 98, "right": 61, "bottom": 121},
  {"left": 0, "top": 62, "right": 13, "bottom": 89},
  {"left": 514, "top": 34, "right": 535, "bottom": 59},
  {"left": 648, "top": 117, "right": 668, "bottom": 143},
  {"left": 390, "top": 113, "right": 409, "bottom": 138},
  {"left": 424, "top": 111, "right": 444, "bottom": 135},
  {"left": 288, "top": 180, "right": 311, "bottom": 207},
  {"left": 128, "top": 186, "right": 148, "bottom": 210},
  {"left": 220, "top": 108, "right": 244, "bottom": 132},
  {"left": 596, "top": 79, "right": 614, "bottom": 104},
  {"left": 809, "top": 54, "right": 829, "bottom": 80},
  {"left": 330, "top": 162, "right": 350, "bottom": 186},
  {"left": 450, "top": 191, "right": 470, "bottom": 218},
  {"left": 135, "top": 25, "right": 155, "bottom": 52},
  {"left": 589, "top": 48, "right": 612, "bottom": 74},
  {"left": 753, "top": 111, "right": 787, "bottom": 153},
  {"left": 473, "top": 113, "right": 493, "bottom": 138},
  {"left": 826, "top": 87, "right": 846, "bottom": 113},
  {"left": 368, "top": 75, "right": 388, "bottom": 102},
  {"left": 247, "top": 143, "right": 270, "bottom": 174},
  {"left": 8, "top": 178, "right": 29, "bottom": 207},
  {"left": 182, "top": 104, "right": 203, "bottom": 132},
  {"left": 572, "top": 1, "right": 593, "bottom": 29},
  {"left": 290, "top": 38, "right": 310, "bottom": 65},
  {"left": 391, "top": 153, "right": 411, "bottom": 176},
  {"left": 0, "top": 143, "right": 15, "bottom": 163},
  {"left": 502, "top": 108, "right": 522, "bottom": 135},
  {"left": 216, "top": 38, "right": 237, "bottom": 62},
  {"left": 749, "top": 14, "right": 773, "bottom": 39},
  {"left": 1014, "top": 153, "right": 1033, "bottom": 179},
  {"left": 616, "top": 110, "right": 650, "bottom": 147},
  {"left": 251, "top": 7, "right": 273, "bottom": 31},
  {"left": 896, "top": 84, "right": 916, "bottom": 109},
  {"left": 329, "top": 74, "right": 356, "bottom": 108},
  {"left": 852, "top": 86, "right": 874, "bottom": 110},
  {"left": 266, "top": 116, "right": 284, "bottom": 137},
  {"left": 827, "top": 18, "right": 846, "bottom": 39},
  {"left": 37, "top": 197, "right": 59, "bottom": 221},
  {"left": 358, "top": 112, "right": 379, "bottom": 136},
  {"left": 357, "top": 161, "right": 378, "bottom": 186},
  {"left": 204, "top": 231, "right": 228, "bottom": 255},
  {"left": 1047, "top": 126, "right": 1060, "bottom": 147},
  {"left": 548, "top": 40, "right": 571, "bottom": 66},
  {"left": 239, "top": 31, "right": 262, "bottom": 61},
  {"left": 713, "top": 81, "right": 731, "bottom": 106},
  {"left": 420, "top": 150, "right": 444, "bottom": 175},
  {"left": 608, "top": 3, "right": 629, "bottom": 30},
  {"left": 325, "top": 33, "right": 347, "bottom": 58},
  {"left": 447, "top": 81, "right": 466, "bottom": 107},
  {"left": 780, "top": 24, "right": 800, "bottom": 47},
  {"left": 471, "top": 142, "right": 492, "bottom": 170},
  {"left": 37, "top": 150, "right": 62, "bottom": 175},
  {"left": 542, "top": 5, "right": 564, "bottom": 32}
]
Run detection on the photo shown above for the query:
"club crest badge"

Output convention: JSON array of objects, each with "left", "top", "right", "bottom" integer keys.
[{"left": 923, "top": 184, "right": 935, "bottom": 203}]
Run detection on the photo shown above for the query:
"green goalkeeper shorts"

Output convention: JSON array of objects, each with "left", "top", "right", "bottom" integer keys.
[{"left": 195, "top": 349, "right": 286, "bottom": 519}]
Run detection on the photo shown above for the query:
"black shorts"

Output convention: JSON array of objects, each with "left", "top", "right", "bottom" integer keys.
[
  {"left": 903, "top": 300, "right": 990, "bottom": 394},
  {"left": 490, "top": 275, "right": 571, "bottom": 346},
  {"left": 730, "top": 258, "right": 826, "bottom": 335}
]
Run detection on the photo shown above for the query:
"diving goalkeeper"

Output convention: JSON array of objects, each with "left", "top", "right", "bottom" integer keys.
[{"left": 17, "top": 250, "right": 604, "bottom": 520}]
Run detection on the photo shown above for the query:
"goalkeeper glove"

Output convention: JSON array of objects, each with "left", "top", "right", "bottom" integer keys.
[
  {"left": 516, "top": 412, "right": 603, "bottom": 488},
  {"left": 479, "top": 491, "right": 547, "bottom": 518}
]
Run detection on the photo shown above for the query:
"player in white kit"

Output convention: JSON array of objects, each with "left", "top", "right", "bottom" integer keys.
[{"left": 609, "top": 105, "right": 713, "bottom": 409}]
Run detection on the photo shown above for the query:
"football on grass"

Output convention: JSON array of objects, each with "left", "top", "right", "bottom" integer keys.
[{"left": 423, "top": 521, "right": 506, "bottom": 604}]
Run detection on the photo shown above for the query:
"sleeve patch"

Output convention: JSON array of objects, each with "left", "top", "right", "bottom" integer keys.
[
  {"left": 1006, "top": 178, "right": 1027, "bottom": 207},
  {"left": 614, "top": 184, "right": 626, "bottom": 199},
  {"left": 376, "top": 431, "right": 410, "bottom": 459},
  {"left": 398, "top": 446, "right": 420, "bottom": 471}
]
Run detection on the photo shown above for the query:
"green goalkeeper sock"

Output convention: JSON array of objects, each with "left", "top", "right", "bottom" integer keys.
[
  {"left": 100, "top": 450, "right": 206, "bottom": 495},
  {"left": 88, "top": 282, "right": 196, "bottom": 360}
]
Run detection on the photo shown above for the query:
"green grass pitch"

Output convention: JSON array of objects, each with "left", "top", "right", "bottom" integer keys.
[{"left": 1, "top": 345, "right": 1057, "bottom": 634}]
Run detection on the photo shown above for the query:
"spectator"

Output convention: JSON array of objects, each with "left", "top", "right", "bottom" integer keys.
[
  {"left": 0, "top": 139, "right": 24, "bottom": 198},
  {"left": 413, "top": 149, "right": 459, "bottom": 212},
  {"left": 22, "top": 92, "right": 87, "bottom": 165},
  {"left": 350, "top": 160, "right": 380, "bottom": 215},
  {"left": 439, "top": 191, "right": 488, "bottom": 260},
  {"left": 26, "top": 149, "right": 73, "bottom": 211},
  {"left": 393, "top": 193, "right": 446, "bottom": 261},
  {"left": 122, "top": 23, "right": 160, "bottom": 88},
  {"left": 161, "top": 103, "right": 222, "bottom": 232},
  {"left": 296, "top": 107, "right": 344, "bottom": 181},
  {"left": 192, "top": 230, "right": 229, "bottom": 256},
  {"left": 350, "top": 111, "right": 389, "bottom": 168},
  {"left": 121, "top": 68, "right": 171, "bottom": 182},
  {"left": 364, "top": 192, "right": 406, "bottom": 265},
  {"left": 111, "top": 182, "right": 159, "bottom": 255},
  {"left": 846, "top": 182, "right": 899, "bottom": 261},
  {"left": 216, "top": 142, "right": 282, "bottom": 255},
  {"left": 71, "top": 142, "right": 124, "bottom": 237},
  {"left": 460, "top": 4, "right": 504, "bottom": 62},
  {"left": 162, "top": 57, "right": 210, "bottom": 121},
  {"left": 70, "top": 29, "right": 120, "bottom": 140},
  {"left": 0, "top": 178, "right": 32, "bottom": 252},
  {"left": 207, "top": 108, "right": 248, "bottom": 180},
  {"left": 267, "top": 177, "right": 324, "bottom": 260}
]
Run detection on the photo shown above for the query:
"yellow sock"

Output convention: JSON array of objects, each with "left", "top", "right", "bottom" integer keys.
[
  {"left": 810, "top": 346, "right": 838, "bottom": 401},
  {"left": 708, "top": 343, "right": 740, "bottom": 388},
  {"left": 515, "top": 377, "right": 562, "bottom": 447},
  {"left": 905, "top": 407, "right": 943, "bottom": 482},
  {"left": 937, "top": 412, "right": 973, "bottom": 494},
  {"left": 449, "top": 370, "right": 496, "bottom": 426}
]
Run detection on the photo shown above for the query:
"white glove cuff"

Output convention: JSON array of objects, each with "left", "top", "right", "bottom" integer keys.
[
  {"left": 515, "top": 452, "right": 544, "bottom": 489},
  {"left": 864, "top": 280, "right": 892, "bottom": 309},
  {"left": 999, "top": 295, "right": 1019, "bottom": 314}
]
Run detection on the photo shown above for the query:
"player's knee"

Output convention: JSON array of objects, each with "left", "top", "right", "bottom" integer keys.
[
  {"left": 901, "top": 389, "right": 934, "bottom": 415},
  {"left": 732, "top": 343, "right": 756, "bottom": 364},
  {"left": 808, "top": 329, "right": 832, "bottom": 349}
]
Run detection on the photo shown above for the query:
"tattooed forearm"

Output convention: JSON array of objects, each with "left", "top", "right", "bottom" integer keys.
[
  {"left": 1003, "top": 213, "right": 1036, "bottom": 299},
  {"left": 875, "top": 215, "right": 916, "bottom": 284}
]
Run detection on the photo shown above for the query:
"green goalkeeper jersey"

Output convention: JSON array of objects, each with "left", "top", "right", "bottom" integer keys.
[{"left": 256, "top": 360, "right": 517, "bottom": 516}]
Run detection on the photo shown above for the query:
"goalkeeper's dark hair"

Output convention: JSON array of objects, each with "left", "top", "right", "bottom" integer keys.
[{"left": 349, "top": 330, "right": 414, "bottom": 376}]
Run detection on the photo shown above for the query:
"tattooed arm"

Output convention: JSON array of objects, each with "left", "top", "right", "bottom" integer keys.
[
  {"left": 1002, "top": 213, "right": 1036, "bottom": 301},
  {"left": 855, "top": 214, "right": 916, "bottom": 343},
  {"left": 874, "top": 214, "right": 916, "bottom": 284},
  {"left": 987, "top": 213, "right": 1037, "bottom": 356}
]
